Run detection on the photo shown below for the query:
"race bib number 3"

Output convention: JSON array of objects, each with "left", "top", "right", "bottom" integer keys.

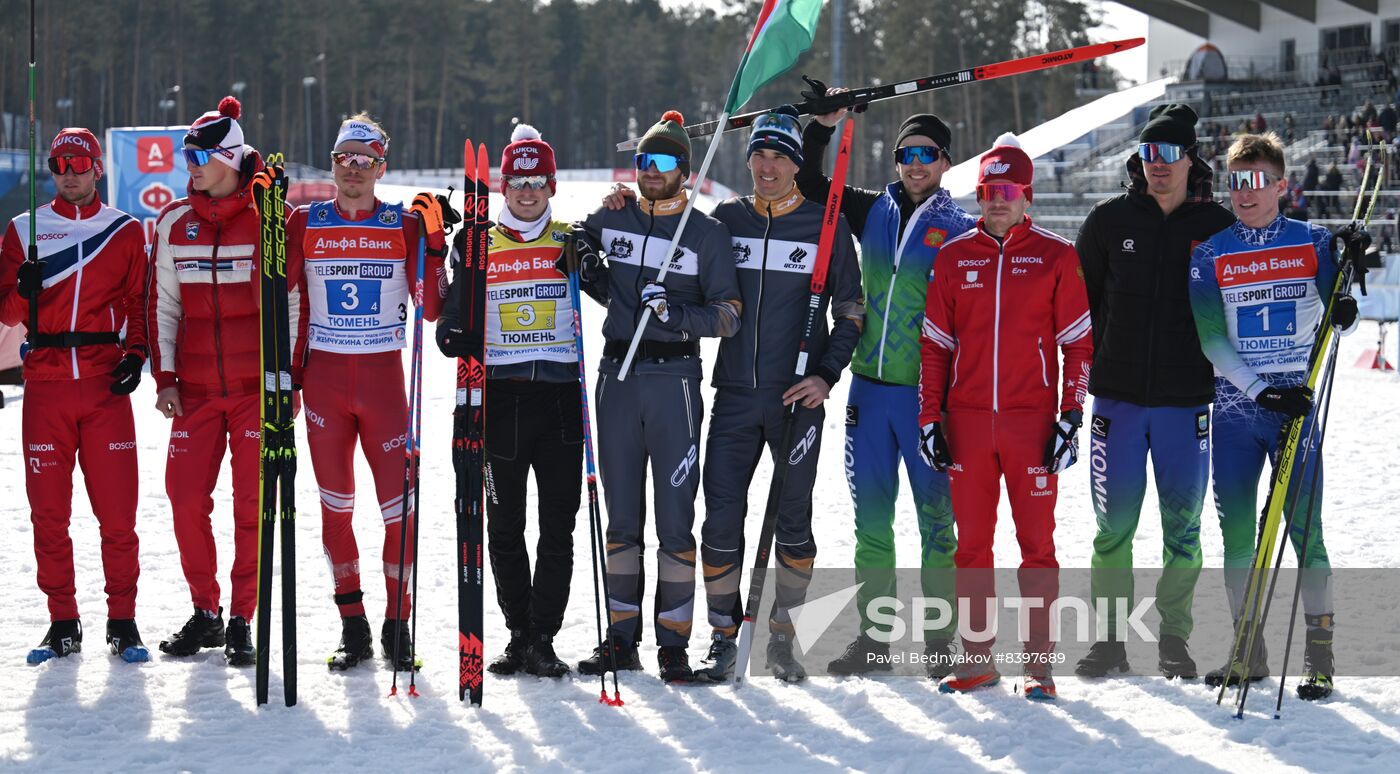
[
  {"left": 328, "top": 280, "right": 383, "bottom": 316},
  {"left": 499, "top": 301, "right": 556, "bottom": 332}
]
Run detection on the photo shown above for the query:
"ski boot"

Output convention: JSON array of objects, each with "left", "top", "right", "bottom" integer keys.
[
  {"left": 225, "top": 616, "right": 255, "bottom": 667},
  {"left": 1205, "top": 626, "right": 1268, "bottom": 687},
  {"left": 658, "top": 646, "right": 694, "bottom": 684},
  {"left": 766, "top": 632, "right": 807, "bottom": 683},
  {"left": 523, "top": 634, "right": 571, "bottom": 678},
  {"left": 27, "top": 619, "right": 82, "bottom": 665},
  {"left": 327, "top": 615, "right": 374, "bottom": 671},
  {"left": 106, "top": 619, "right": 149, "bottom": 663},
  {"left": 826, "top": 633, "right": 892, "bottom": 676},
  {"left": 1023, "top": 666, "right": 1058, "bottom": 702},
  {"left": 1296, "top": 617, "right": 1334, "bottom": 701},
  {"left": 488, "top": 629, "right": 529, "bottom": 676},
  {"left": 159, "top": 607, "right": 225, "bottom": 657},
  {"left": 939, "top": 654, "right": 1001, "bottom": 694},
  {"left": 693, "top": 632, "right": 738, "bottom": 684},
  {"left": 577, "top": 637, "right": 642, "bottom": 676},
  {"left": 1158, "top": 634, "right": 1197, "bottom": 679},
  {"left": 382, "top": 620, "right": 419, "bottom": 672},
  {"left": 1075, "top": 640, "right": 1129, "bottom": 677},
  {"left": 924, "top": 638, "right": 957, "bottom": 680}
]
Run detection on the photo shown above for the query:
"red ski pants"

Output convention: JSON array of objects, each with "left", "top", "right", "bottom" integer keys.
[
  {"left": 167, "top": 392, "right": 261, "bottom": 621},
  {"left": 945, "top": 410, "right": 1059, "bottom": 656},
  {"left": 303, "top": 350, "right": 414, "bottom": 620},
  {"left": 23, "top": 377, "right": 139, "bottom": 621}
]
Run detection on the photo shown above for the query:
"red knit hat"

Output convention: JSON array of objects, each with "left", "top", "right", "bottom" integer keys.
[
  {"left": 50, "top": 128, "right": 102, "bottom": 160},
  {"left": 501, "top": 124, "right": 556, "bottom": 193},
  {"left": 978, "top": 132, "right": 1034, "bottom": 202}
]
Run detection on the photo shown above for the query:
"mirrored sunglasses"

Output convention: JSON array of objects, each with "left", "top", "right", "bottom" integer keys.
[
  {"left": 1138, "top": 142, "right": 1186, "bottom": 164},
  {"left": 894, "top": 145, "right": 943, "bottom": 165},
  {"left": 504, "top": 176, "right": 550, "bottom": 191},
  {"left": 976, "top": 182, "right": 1027, "bottom": 202},
  {"left": 331, "top": 151, "right": 385, "bottom": 170},
  {"left": 1227, "top": 169, "right": 1280, "bottom": 191},
  {"left": 634, "top": 153, "right": 685, "bottom": 173},
  {"left": 48, "top": 156, "right": 95, "bottom": 175},
  {"left": 183, "top": 146, "right": 237, "bottom": 167}
]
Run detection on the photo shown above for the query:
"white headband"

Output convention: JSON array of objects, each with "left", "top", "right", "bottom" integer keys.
[{"left": 334, "top": 121, "right": 388, "bottom": 155}]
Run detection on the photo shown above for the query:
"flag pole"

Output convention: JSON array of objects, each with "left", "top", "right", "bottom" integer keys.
[{"left": 614, "top": 0, "right": 777, "bottom": 380}]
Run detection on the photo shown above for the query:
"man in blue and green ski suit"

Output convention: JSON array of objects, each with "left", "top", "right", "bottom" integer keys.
[{"left": 797, "top": 97, "right": 975, "bottom": 677}]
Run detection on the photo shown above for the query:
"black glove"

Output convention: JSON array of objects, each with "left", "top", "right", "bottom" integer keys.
[
  {"left": 1255, "top": 385, "right": 1314, "bottom": 419},
  {"left": 437, "top": 193, "right": 462, "bottom": 232},
  {"left": 109, "top": 351, "right": 145, "bottom": 396},
  {"left": 16, "top": 259, "right": 46, "bottom": 300},
  {"left": 557, "top": 232, "right": 605, "bottom": 283},
  {"left": 919, "top": 422, "right": 953, "bottom": 471},
  {"left": 1334, "top": 222, "right": 1371, "bottom": 261},
  {"left": 1331, "top": 294, "right": 1358, "bottom": 329},
  {"left": 1043, "top": 409, "right": 1083, "bottom": 474},
  {"left": 436, "top": 322, "right": 481, "bottom": 359}
]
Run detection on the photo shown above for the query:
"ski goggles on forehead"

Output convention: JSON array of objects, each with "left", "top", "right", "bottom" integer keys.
[
  {"left": 634, "top": 153, "right": 686, "bottom": 173},
  {"left": 183, "top": 146, "right": 237, "bottom": 167},
  {"left": 1137, "top": 142, "right": 1188, "bottom": 164},
  {"left": 754, "top": 112, "right": 801, "bottom": 134},
  {"left": 504, "top": 175, "right": 550, "bottom": 191},
  {"left": 976, "top": 182, "right": 1027, "bottom": 202},
  {"left": 894, "top": 145, "right": 944, "bottom": 165},
  {"left": 331, "top": 151, "right": 385, "bottom": 170},
  {"left": 1227, "top": 169, "right": 1280, "bottom": 191},
  {"left": 47, "top": 155, "right": 95, "bottom": 175}
]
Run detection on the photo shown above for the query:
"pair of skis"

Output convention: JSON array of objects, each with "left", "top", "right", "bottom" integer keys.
[
  {"left": 455, "top": 141, "right": 491, "bottom": 706},
  {"left": 252, "top": 157, "right": 297, "bottom": 707}
]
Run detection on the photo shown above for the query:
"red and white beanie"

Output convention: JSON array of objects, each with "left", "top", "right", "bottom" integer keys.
[
  {"left": 978, "top": 132, "right": 1035, "bottom": 201},
  {"left": 50, "top": 128, "right": 102, "bottom": 164},
  {"left": 184, "top": 96, "right": 246, "bottom": 171},
  {"left": 500, "top": 124, "right": 556, "bottom": 193}
]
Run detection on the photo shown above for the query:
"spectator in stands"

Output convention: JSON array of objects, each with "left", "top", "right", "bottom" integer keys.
[
  {"left": 1284, "top": 172, "right": 1308, "bottom": 220},
  {"left": 1253, "top": 112, "right": 1267, "bottom": 133},
  {"left": 1380, "top": 103, "right": 1398, "bottom": 136},
  {"left": 1318, "top": 162, "right": 1343, "bottom": 219},
  {"left": 1303, "top": 157, "right": 1319, "bottom": 193}
]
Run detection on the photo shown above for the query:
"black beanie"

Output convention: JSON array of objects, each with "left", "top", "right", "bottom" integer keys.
[
  {"left": 1139, "top": 103, "right": 1198, "bottom": 147},
  {"left": 896, "top": 114, "right": 953, "bottom": 154}
]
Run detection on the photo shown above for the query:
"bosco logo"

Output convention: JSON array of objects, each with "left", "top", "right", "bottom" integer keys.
[{"left": 141, "top": 182, "right": 176, "bottom": 212}]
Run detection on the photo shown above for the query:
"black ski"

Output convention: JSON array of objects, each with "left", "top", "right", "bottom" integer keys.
[
  {"left": 252, "top": 156, "right": 297, "bottom": 707},
  {"left": 455, "top": 141, "right": 490, "bottom": 705}
]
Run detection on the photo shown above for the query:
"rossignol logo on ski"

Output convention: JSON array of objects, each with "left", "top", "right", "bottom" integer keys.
[{"left": 670, "top": 444, "right": 699, "bottom": 487}]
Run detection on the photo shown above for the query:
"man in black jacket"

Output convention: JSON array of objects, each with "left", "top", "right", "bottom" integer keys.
[{"left": 1072, "top": 104, "right": 1235, "bottom": 679}]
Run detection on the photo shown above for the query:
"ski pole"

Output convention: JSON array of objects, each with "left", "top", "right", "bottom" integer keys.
[
  {"left": 25, "top": 0, "right": 38, "bottom": 351},
  {"left": 733, "top": 117, "right": 856, "bottom": 686},
  {"left": 569, "top": 267, "right": 623, "bottom": 707},
  {"left": 390, "top": 228, "right": 428, "bottom": 697}
]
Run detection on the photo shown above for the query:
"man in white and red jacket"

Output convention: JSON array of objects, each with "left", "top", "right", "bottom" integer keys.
[
  {"left": 147, "top": 96, "right": 300, "bottom": 666},
  {"left": 0, "top": 128, "right": 150, "bottom": 664},
  {"left": 917, "top": 134, "right": 1092, "bottom": 701}
]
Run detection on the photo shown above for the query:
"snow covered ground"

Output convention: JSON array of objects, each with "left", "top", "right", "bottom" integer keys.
[{"left": 1, "top": 288, "right": 1398, "bottom": 769}]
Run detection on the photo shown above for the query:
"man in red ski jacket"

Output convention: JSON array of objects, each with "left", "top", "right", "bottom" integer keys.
[
  {"left": 0, "top": 128, "right": 150, "bottom": 664},
  {"left": 917, "top": 134, "right": 1092, "bottom": 701},
  {"left": 287, "top": 113, "right": 448, "bottom": 671},
  {"left": 147, "top": 96, "right": 300, "bottom": 666}
]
